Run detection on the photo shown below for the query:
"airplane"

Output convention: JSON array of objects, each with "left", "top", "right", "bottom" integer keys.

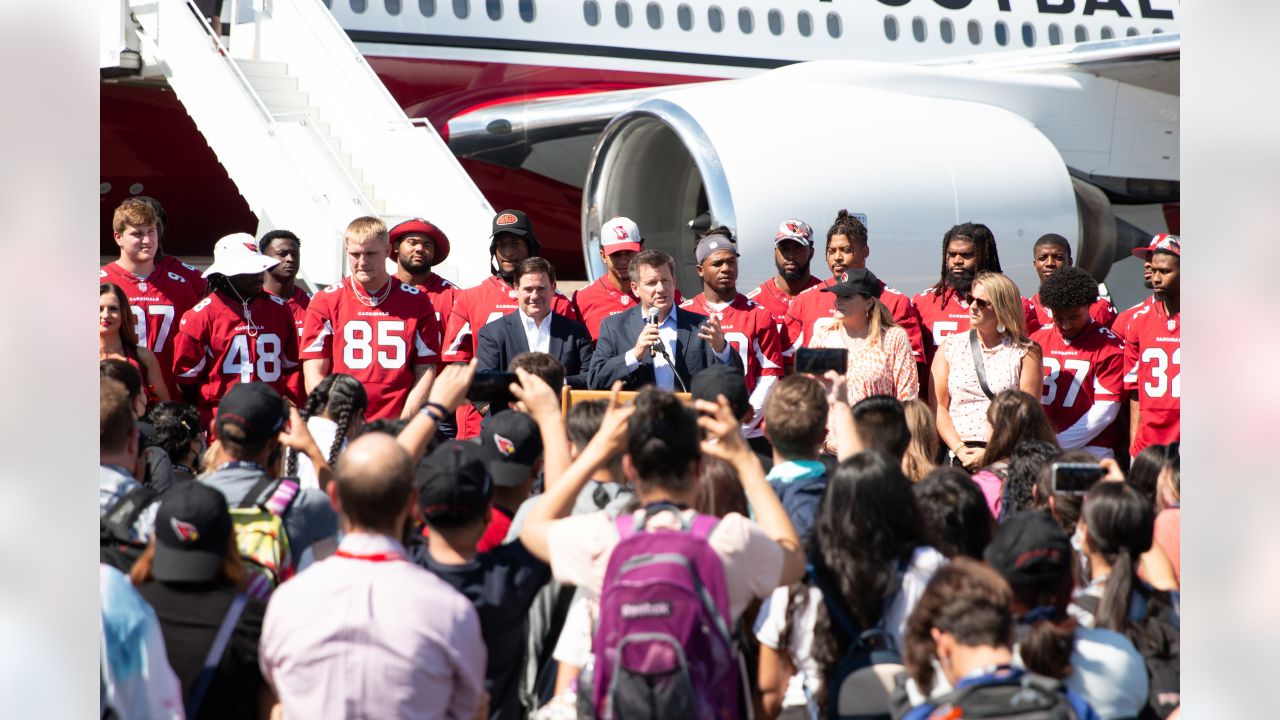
[{"left": 100, "top": 0, "right": 1179, "bottom": 300}]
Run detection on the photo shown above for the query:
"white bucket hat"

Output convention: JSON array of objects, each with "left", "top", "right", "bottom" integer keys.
[{"left": 202, "top": 233, "right": 279, "bottom": 278}]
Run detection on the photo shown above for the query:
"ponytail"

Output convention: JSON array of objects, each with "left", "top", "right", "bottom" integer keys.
[
  {"left": 1081, "top": 482, "right": 1154, "bottom": 633},
  {"left": 1016, "top": 603, "right": 1077, "bottom": 679},
  {"left": 1095, "top": 548, "right": 1136, "bottom": 632}
]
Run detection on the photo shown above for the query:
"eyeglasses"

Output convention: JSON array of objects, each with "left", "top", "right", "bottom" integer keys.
[{"left": 963, "top": 293, "right": 993, "bottom": 311}]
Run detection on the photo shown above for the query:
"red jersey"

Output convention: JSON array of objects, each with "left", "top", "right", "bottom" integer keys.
[
  {"left": 912, "top": 285, "right": 1039, "bottom": 364},
  {"left": 1027, "top": 292, "right": 1118, "bottom": 332},
  {"left": 101, "top": 261, "right": 202, "bottom": 400},
  {"left": 679, "top": 293, "right": 784, "bottom": 392},
  {"left": 172, "top": 292, "right": 300, "bottom": 423},
  {"left": 746, "top": 276, "right": 823, "bottom": 363},
  {"left": 441, "top": 275, "right": 577, "bottom": 362},
  {"left": 156, "top": 255, "right": 208, "bottom": 297},
  {"left": 414, "top": 272, "right": 460, "bottom": 345},
  {"left": 571, "top": 276, "right": 640, "bottom": 341},
  {"left": 1113, "top": 296, "right": 1154, "bottom": 342},
  {"left": 300, "top": 278, "right": 442, "bottom": 420},
  {"left": 786, "top": 277, "right": 925, "bottom": 364},
  {"left": 266, "top": 286, "right": 312, "bottom": 405},
  {"left": 1031, "top": 322, "right": 1126, "bottom": 450},
  {"left": 1123, "top": 299, "right": 1181, "bottom": 455}
]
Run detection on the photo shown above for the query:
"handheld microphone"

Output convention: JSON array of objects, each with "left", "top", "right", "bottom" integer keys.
[{"left": 647, "top": 306, "right": 660, "bottom": 359}]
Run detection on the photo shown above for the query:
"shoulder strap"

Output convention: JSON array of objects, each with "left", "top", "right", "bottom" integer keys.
[
  {"left": 238, "top": 475, "right": 278, "bottom": 510},
  {"left": 263, "top": 479, "right": 300, "bottom": 517},
  {"left": 185, "top": 593, "right": 248, "bottom": 718},
  {"left": 101, "top": 485, "right": 159, "bottom": 543},
  {"left": 969, "top": 329, "right": 996, "bottom": 400},
  {"left": 807, "top": 562, "right": 863, "bottom": 642}
]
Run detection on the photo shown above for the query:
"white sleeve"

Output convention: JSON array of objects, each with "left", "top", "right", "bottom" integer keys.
[
  {"left": 754, "top": 585, "right": 791, "bottom": 650},
  {"left": 742, "top": 374, "right": 778, "bottom": 435},
  {"left": 1056, "top": 400, "right": 1120, "bottom": 449},
  {"left": 552, "top": 595, "right": 595, "bottom": 668}
]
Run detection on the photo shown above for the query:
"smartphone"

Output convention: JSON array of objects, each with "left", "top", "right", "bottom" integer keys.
[
  {"left": 466, "top": 371, "right": 518, "bottom": 405},
  {"left": 1051, "top": 463, "right": 1106, "bottom": 496},
  {"left": 795, "top": 348, "right": 848, "bottom": 375}
]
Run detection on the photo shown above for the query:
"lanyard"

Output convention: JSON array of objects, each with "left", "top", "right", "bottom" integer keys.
[
  {"left": 216, "top": 460, "right": 268, "bottom": 474},
  {"left": 334, "top": 549, "right": 405, "bottom": 563}
]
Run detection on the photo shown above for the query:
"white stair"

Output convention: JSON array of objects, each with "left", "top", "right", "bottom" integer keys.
[{"left": 123, "top": 0, "right": 494, "bottom": 288}]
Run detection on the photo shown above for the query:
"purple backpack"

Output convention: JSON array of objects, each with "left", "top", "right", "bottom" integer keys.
[{"left": 588, "top": 503, "right": 740, "bottom": 720}]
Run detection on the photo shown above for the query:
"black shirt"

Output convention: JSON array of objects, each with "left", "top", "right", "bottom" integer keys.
[
  {"left": 414, "top": 540, "right": 552, "bottom": 720},
  {"left": 136, "top": 581, "right": 267, "bottom": 720}
]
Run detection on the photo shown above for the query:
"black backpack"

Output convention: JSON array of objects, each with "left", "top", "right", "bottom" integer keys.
[
  {"left": 99, "top": 484, "right": 159, "bottom": 573},
  {"left": 928, "top": 671, "right": 1080, "bottom": 719},
  {"left": 1075, "top": 590, "right": 1180, "bottom": 719}
]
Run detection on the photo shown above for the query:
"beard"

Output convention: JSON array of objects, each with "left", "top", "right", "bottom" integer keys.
[
  {"left": 776, "top": 258, "right": 807, "bottom": 282},
  {"left": 399, "top": 255, "right": 431, "bottom": 275},
  {"left": 945, "top": 270, "right": 976, "bottom": 294}
]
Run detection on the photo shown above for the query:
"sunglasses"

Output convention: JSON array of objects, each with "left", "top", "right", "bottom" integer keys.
[{"left": 963, "top": 293, "right": 993, "bottom": 311}]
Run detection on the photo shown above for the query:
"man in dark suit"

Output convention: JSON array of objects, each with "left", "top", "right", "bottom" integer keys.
[
  {"left": 589, "top": 249, "right": 739, "bottom": 391},
  {"left": 476, "top": 257, "right": 594, "bottom": 388}
]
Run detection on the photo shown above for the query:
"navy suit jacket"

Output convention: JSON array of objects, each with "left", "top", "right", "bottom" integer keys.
[
  {"left": 588, "top": 305, "right": 741, "bottom": 390},
  {"left": 475, "top": 310, "right": 594, "bottom": 389}
]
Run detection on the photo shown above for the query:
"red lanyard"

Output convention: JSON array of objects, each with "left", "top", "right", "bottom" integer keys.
[{"left": 334, "top": 549, "right": 405, "bottom": 563}]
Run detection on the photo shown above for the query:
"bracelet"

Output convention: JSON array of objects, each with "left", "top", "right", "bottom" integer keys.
[{"left": 421, "top": 402, "right": 449, "bottom": 423}]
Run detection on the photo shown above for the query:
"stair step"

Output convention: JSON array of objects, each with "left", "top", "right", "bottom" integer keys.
[
  {"left": 257, "top": 89, "right": 309, "bottom": 110},
  {"left": 235, "top": 59, "right": 289, "bottom": 77},
  {"left": 243, "top": 74, "right": 298, "bottom": 93}
]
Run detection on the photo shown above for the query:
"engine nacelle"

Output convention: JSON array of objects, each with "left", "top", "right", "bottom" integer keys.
[{"left": 582, "top": 78, "right": 1080, "bottom": 299}]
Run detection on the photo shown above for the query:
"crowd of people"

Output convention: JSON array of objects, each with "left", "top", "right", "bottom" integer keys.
[{"left": 99, "top": 195, "right": 1181, "bottom": 719}]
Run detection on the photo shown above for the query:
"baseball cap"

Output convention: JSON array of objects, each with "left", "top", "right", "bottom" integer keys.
[
  {"left": 1132, "top": 233, "right": 1180, "bottom": 260},
  {"left": 216, "top": 382, "right": 287, "bottom": 446},
  {"left": 690, "top": 364, "right": 750, "bottom": 421},
  {"left": 774, "top": 219, "right": 815, "bottom": 247},
  {"left": 695, "top": 233, "right": 739, "bottom": 265},
  {"left": 202, "top": 233, "right": 279, "bottom": 278},
  {"left": 984, "top": 512, "right": 1073, "bottom": 587},
  {"left": 417, "top": 441, "right": 494, "bottom": 523},
  {"left": 151, "top": 482, "right": 234, "bottom": 583},
  {"left": 390, "top": 218, "right": 451, "bottom": 265},
  {"left": 481, "top": 410, "right": 544, "bottom": 487},
  {"left": 491, "top": 209, "right": 533, "bottom": 239},
  {"left": 821, "top": 268, "right": 884, "bottom": 298},
  {"left": 601, "top": 216, "right": 643, "bottom": 255}
]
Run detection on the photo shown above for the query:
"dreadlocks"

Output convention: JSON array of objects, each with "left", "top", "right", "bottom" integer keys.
[{"left": 936, "top": 222, "right": 1002, "bottom": 295}]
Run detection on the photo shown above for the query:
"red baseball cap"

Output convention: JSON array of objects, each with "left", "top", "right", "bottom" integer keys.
[
  {"left": 390, "top": 218, "right": 451, "bottom": 265},
  {"left": 1133, "top": 233, "right": 1180, "bottom": 260}
]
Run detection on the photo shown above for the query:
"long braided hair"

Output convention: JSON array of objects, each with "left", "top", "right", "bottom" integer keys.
[
  {"left": 285, "top": 374, "right": 368, "bottom": 476},
  {"left": 933, "top": 222, "right": 1002, "bottom": 294}
]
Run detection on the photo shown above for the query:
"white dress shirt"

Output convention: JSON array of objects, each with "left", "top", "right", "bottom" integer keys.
[
  {"left": 623, "top": 308, "right": 731, "bottom": 391},
  {"left": 519, "top": 309, "right": 553, "bottom": 354}
]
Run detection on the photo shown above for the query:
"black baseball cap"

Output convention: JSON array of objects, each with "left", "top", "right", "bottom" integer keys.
[
  {"left": 491, "top": 209, "right": 533, "bottom": 239},
  {"left": 481, "top": 410, "right": 543, "bottom": 487},
  {"left": 417, "top": 441, "right": 493, "bottom": 522},
  {"left": 690, "top": 364, "right": 750, "bottom": 421},
  {"left": 152, "top": 482, "right": 233, "bottom": 583},
  {"left": 984, "top": 512, "right": 1073, "bottom": 587},
  {"left": 216, "top": 382, "right": 287, "bottom": 445},
  {"left": 821, "top": 268, "right": 884, "bottom": 299}
]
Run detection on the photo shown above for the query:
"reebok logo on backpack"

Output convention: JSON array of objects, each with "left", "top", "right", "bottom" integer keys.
[{"left": 585, "top": 503, "right": 742, "bottom": 720}]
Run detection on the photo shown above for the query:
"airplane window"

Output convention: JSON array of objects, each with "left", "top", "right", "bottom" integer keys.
[
  {"left": 351, "top": 0, "right": 366, "bottom": 12},
  {"left": 1075, "top": 25, "right": 1088, "bottom": 42},
  {"left": 798, "top": 10, "right": 813, "bottom": 37},
  {"left": 940, "top": 18, "right": 954, "bottom": 44},
  {"left": 486, "top": 0, "right": 501, "bottom": 20},
  {"left": 739, "top": 8, "right": 753, "bottom": 34},
  {"left": 1048, "top": 23, "right": 1061, "bottom": 45},
  {"left": 1126, "top": 27, "right": 1139, "bottom": 36},
  {"left": 385, "top": 0, "right": 401, "bottom": 14},
  {"left": 994, "top": 20, "right": 1008, "bottom": 45},
  {"left": 827, "top": 11, "right": 842, "bottom": 38},
  {"left": 1021, "top": 22, "right": 1035, "bottom": 46},
  {"left": 519, "top": 0, "right": 534, "bottom": 21},
  {"left": 709, "top": 5, "right": 724, "bottom": 32},
  {"left": 420, "top": 0, "right": 435, "bottom": 13},
  {"left": 453, "top": 0, "right": 469, "bottom": 19},
  {"left": 1153, "top": 27, "right": 1163, "bottom": 34},
  {"left": 912, "top": 16, "right": 926, "bottom": 42},
  {"left": 967, "top": 19, "right": 981, "bottom": 44},
  {"left": 678, "top": 3, "right": 693, "bottom": 30},
  {"left": 1100, "top": 26, "right": 1114, "bottom": 39},
  {"left": 323, "top": 0, "right": 331, "bottom": 7},
  {"left": 616, "top": 0, "right": 631, "bottom": 27},
  {"left": 884, "top": 15, "right": 899, "bottom": 41},
  {"left": 584, "top": 0, "right": 599, "bottom": 25},
  {"left": 768, "top": 9, "right": 783, "bottom": 35},
  {"left": 646, "top": 2, "right": 662, "bottom": 28}
]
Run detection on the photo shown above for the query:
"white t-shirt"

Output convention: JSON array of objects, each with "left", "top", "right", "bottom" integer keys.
[
  {"left": 754, "top": 546, "right": 947, "bottom": 711},
  {"left": 295, "top": 416, "right": 341, "bottom": 491}
]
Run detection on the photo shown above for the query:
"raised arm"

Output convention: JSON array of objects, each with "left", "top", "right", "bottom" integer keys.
[
  {"left": 395, "top": 360, "right": 477, "bottom": 464},
  {"left": 508, "top": 368, "right": 572, "bottom": 490}
]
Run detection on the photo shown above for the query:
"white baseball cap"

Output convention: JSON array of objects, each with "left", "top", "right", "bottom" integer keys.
[
  {"left": 202, "top": 233, "right": 280, "bottom": 278},
  {"left": 600, "top": 217, "right": 643, "bottom": 255}
]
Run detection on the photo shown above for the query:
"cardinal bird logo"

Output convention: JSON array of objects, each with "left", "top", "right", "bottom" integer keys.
[
  {"left": 170, "top": 517, "right": 200, "bottom": 543},
  {"left": 494, "top": 434, "right": 516, "bottom": 457},
  {"left": 496, "top": 213, "right": 519, "bottom": 226},
  {"left": 613, "top": 225, "right": 629, "bottom": 241},
  {"left": 840, "top": 272, "right": 849, "bottom": 283},
  {"left": 242, "top": 242, "right": 258, "bottom": 252}
]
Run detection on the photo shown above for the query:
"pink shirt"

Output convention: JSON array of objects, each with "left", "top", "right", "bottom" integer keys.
[
  {"left": 1154, "top": 508, "right": 1180, "bottom": 581},
  {"left": 259, "top": 533, "right": 487, "bottom": 720},
  {"left": 547, "top": 508, "right": 785, "bottom": 623},
  {"left": 942, "top": 332, "right": 1029, "bottom": 443}
]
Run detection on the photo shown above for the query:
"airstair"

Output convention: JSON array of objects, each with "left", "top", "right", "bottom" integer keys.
[{"left": 110, "top": 0, "right": 494, "bottom": 287}]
